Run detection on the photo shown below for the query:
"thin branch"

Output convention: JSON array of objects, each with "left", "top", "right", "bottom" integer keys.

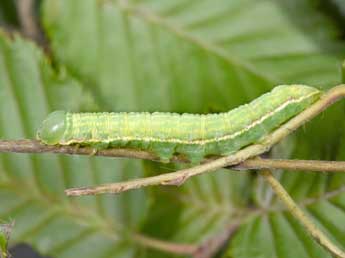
[
  {"left": 193, "top": 222, "right": 240, "bottom": 258},
  {"left": 133, "top": 234, "right": 197, "bottom": 256},
  {"left": 16, "top": 0, "right": 40, "bottom": 40},
  {"left": 65, "top": 85, "right": 345, "bottom": 196},
  {"left": 133, "top": 220, "right": 240, "bottom": 258},
  {"left": 234, "top": 157, "right": 345, "bottom": 172},
  {"left": 0, "top": 139, "right": 162, "bottom": 161},
  {"left": 3, "top": 140, "right": 345, "bottom": 173},
  {"left": 260, "top": 169, "right": 345, "bottom": 258}
]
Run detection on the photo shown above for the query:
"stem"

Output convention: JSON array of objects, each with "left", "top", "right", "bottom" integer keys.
[
  {"left": 260, "top": 169, "right": 345, "bottom": 258},
  {"left": 133, "top": 234, "right": 197, "bottom": 255},
  {"left": 16, "top": 0, "right": 39, "bottom": 40},
  {"left": 235, "top": 157, "right": 345, "bottom": 172},
  {"left": 193, "top": 222, "right": 240, "bottom": 258},
  {"left": 3, "top": 140, "right": 345, "bottom": 172},
  {"left": 133, "top": 221, "right": 240, "bottom": 258},
  {"left": 2, "top": 139, "right": 345, "bottom": 173},
  {"left": 0, "top": 139, "right": 162, "bottom": 161}
]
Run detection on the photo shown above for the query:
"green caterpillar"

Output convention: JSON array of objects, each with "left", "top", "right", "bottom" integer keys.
[{"left": 37, "top": 85, "right": 321, "bottom": 162}]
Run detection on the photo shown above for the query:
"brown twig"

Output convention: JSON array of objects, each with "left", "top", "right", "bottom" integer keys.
[
  {"left": 193, "top": 222, "right": 240, "bottom": 258},
  {"left": 2, "top": 140, "right": 345, "bottom": 173},
  {"left": 133, "top": 234, "right": 197, "bottom": 256},
  {"left": 235, "top": 157, "right": 345, "bottom": 172},
  {"left": 0, "top": 139, "right": 162, "bottom": 161},
  {"left": 16, "top": 0, "right": 40, "bottom": 40},
  {"left": 133, "top": 220, "right": 240, "bottom": 258}
]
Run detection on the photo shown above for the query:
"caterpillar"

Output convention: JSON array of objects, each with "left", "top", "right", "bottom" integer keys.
[{"left": 37, "top": 85, "right": 321, "bottom": 162}]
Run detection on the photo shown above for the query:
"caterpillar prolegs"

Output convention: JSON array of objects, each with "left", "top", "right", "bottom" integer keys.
[{"left": 37, "top": 85, "right": 321, "bottom": 162}]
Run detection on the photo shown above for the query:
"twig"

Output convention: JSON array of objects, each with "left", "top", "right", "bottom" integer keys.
[
  {"left": 65, "top": 85, "right": 345, "bottom": 195},
  {"left": 133, "top": 234, "right": 197, "bottom": 256},
  {"left": 2, "top": 140, "right": 345, "bottom": 173},
  {"left": 16, "top": 0, "right": 40, "bottom": 40},
  {"left": 234, "top": 157, "right": 345, "bottom": 172},
  {"left": 0, "top": 139, "right": 162, "bottom": 161},
  {"left": 193, "top": 222, "right": 240, "bottom": 258},
  {"left": 260, "top": 169, "right": 345, "bottom": 258},
  {"left": 133, "top": 220, "right": 240, "bottom": 258}
]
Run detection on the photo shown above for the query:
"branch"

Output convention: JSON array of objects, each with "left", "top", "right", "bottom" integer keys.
[
  {"left": 65, "top": 85, "right": 345, "bottom": 196},
  {"left": 3, "top": 140, "right": 345, "bottom": 172},
  {"left": 65, "top": 157, "right": 345, "bottom": 195},
  {"left": 133, "top": 234, "right": 197, "bottom": 256},
  {"left": 260, "top": 169, "right": 345, "bottom": 258},
  {"left": 235, "top": 157, "right": 345, "bottom": 172},
  {"left": 193, "top": 222, "right": 240, "bottom": 258},
  {"left": 16, "top": 0, "right": 40, "bottom": 40},
  {"left": 3, "top": 138, "right": 345, "bottom": 175},
  {"left": 64, "top": 157, "right": 345, "bottom": 196},
  {"left": 0, "top": 139, "right": 163, "bottom": 161},
  {"left": 133, "top": 220, "right": 240, "bottom": 258},
  {"left": 3, "top": 140, "right": 345, "bottom": 173}
]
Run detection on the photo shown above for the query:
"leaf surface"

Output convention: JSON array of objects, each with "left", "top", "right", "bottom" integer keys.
[
  {"left": 42, "top": 0, "right": 345, "bottom": 257},
  {"left": 0, "top": 34, "right": 149, "bottom": 257},
  {"left": 0, "top": 0, "right": 344, "bottom": 258}
]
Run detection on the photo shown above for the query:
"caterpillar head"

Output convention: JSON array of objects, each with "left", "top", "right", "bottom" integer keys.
[{"left": 37, "top": 111, "right": 66, "bottom": 145}]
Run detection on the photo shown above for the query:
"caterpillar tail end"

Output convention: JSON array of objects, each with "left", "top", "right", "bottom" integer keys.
[{"left": 37, "top": 110, "right": 67, "bottom": 145}]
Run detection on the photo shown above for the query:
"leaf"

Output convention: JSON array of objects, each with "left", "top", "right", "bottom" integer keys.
[
  {"left": 226, "top": 177, "right": 345, "bottom": 258},
  {"left": 0, "top": 33, "right": 150, "bottom": 258},
  {"left": 42, "top": 0, "right": 344, "bottom": 111},
  {"left": 141, "top": 162, "right": 251, "bottom": 244},
  {"left": 225, "top": 107, "right": 345, "bottom": 258},
  {"left": 0, "top": 0, "right": 342, "bottom": 258}
]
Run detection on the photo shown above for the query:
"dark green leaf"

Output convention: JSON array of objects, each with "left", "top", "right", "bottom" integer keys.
[{"left": 0, "top": 0, "right": 344, "bottom": 258}]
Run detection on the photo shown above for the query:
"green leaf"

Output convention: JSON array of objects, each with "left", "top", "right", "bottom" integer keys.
[
  {"left": 225, "top": 108, "right": 345, "bottom": 258},
  {"left": 0, "top": 0, "right": 342, "bottom": 258},
  {"left": 226, "top": 174, "right": 345, "bottom": 258},
  {"left": 142, "top": 162, "right": 250, "bottom": 244},
  {"left": 41, "top": 0, "right": 345, "bottom": 258},
  {"left": 0, "top": 33, "right": 150, "bottom": 257},
  {"left": 42, "top": 0, "right": 344, "bottom": 112}
]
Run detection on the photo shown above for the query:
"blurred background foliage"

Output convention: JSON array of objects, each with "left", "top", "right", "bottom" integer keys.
[{"left": 0, "top": 1, "right": 345, "bottom": 258}]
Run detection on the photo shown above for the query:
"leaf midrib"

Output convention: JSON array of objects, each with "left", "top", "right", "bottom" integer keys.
[{"left": 114, "top": 0, "right": 278, "bottom": 84}]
